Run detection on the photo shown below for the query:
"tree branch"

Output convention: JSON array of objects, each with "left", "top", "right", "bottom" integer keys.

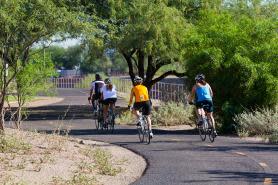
[{"left": 150, "top": 70, "right": 186, "bottom": 87}]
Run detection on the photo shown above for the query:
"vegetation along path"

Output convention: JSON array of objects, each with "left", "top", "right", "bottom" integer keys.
[{"left": 21, "top": 89, "right": 278, "bottom": 185}]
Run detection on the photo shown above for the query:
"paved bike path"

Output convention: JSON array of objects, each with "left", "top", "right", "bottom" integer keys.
[{"left": 21, "top": 89, "right": 278, "bottom": 185}]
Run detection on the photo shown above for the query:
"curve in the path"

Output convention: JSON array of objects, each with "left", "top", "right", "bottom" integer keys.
[{"left": 21, "top": 89, "right": 278, "bottom": 185}]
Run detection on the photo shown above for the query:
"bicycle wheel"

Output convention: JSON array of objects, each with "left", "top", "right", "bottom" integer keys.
[
  {"left": 198, "top": 119, "right": 207, "bottom": 141},
  {"left": 208, "top": 122, "right": 215, "bottom": 142},
  {"left": 108, "top": 109, "right": 115, "bottom": 133},
  {"left": 95, "top": 118, "right": 99, "bottom": 130},
  {"left": 137, "top": 124, "right": 144, "bottom": 142},
  {"left": 143, "top": 120, "right": 151, "bottom": 144},
  {"left": 198, "top": 125, "right": 206, "bottom": 141}
]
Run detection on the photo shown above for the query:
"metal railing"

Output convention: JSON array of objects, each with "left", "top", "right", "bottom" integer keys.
[
  {"left": 52, "top": 76, "right": 187, "bottom": 102},
  {"left": 52, "top": 77, "right": 89, "bottom": 89},
  {"left": 111, "top": 77, "right": 187, "bottom": 102}
]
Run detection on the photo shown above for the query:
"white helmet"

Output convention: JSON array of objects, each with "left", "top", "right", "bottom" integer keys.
[{"left": 134, "top": 76, "right": 143, "bottom": 83}]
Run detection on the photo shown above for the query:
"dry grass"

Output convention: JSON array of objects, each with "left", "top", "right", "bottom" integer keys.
[{"left": 93, "top": 148, "right": 122, "bottom": 176}]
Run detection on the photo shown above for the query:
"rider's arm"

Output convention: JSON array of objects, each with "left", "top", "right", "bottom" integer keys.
[
  {"left": 188, "top": 85, "right": 196, "bottom": 102},
  {"left": 208, "top": 84, "right": 213, "bottom": 98},
  {"left": 89, "top": 82, "right": 95, "bottom": 98},
  {"left": 128, "top": 88, "right": 134, "bottom": 106},
  {"left": 100, "top": 86, "right": 104, "bottom": 100}
]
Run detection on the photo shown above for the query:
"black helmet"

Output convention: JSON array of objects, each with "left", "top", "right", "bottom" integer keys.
[
  {"left": 95, "top": 74, "right": 101, "bottom": 80},
  {"left": 134, "top": 76, "right": 143, "bottom": 84},
  {"left": 104, "top": 78, "right": 111, "bottom": 84},
  {"left": 195, "top": 74, "right": 205, "bottom": 81}
]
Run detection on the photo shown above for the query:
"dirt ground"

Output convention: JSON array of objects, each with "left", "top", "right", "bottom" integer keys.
[{"left": 1, "top": 97, "right": 146, "bottom": 185}]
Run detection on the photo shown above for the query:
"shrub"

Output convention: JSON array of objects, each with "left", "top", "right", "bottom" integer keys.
[
  {"left": 115, "top": 110, "right": 135, "bottom": 125},
  {"left": 152, "top": 102, "right": 195, "bottom": 126},
  {"left": 234, "top": 107, "right": 278, "bottom": 142},
  {"left": 184, "top": 10, "right": 278, "bottom": 133}
]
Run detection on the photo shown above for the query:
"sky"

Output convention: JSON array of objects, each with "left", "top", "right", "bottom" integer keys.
[
  {"left": 33, "top": 37, "right": 81, "bottom": 48},
  {"left": 53, "top": 38, "right": 81, "bottom": 48}
]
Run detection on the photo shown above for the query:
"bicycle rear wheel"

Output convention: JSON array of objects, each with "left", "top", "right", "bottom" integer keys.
[
  {"left": 208, "top": 126, "right": 216, "bottom": 142},
  {"left": 108, "top": 117, "right": 115, "bottom": 133},
  {"left": 95, "top": 118, "right": 99, "bottom": 130},
  {"left": 208, "top": 130, "right": 215, "bottom": 142},
  {"left": 143, "top": 120, "right": 151, "bottom": 144},
  {"left": 198, "top": 125, "right": 206, "bottom": 141},
  {"left": 137, "top": 125, "right": 144, "bottom": 142}
]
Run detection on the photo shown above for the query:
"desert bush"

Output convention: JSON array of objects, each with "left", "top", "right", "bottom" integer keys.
[
  {"left": 152, "top": 102, "right": 195, "bottom": 126},
  {"left": 93, "top": 148, "right": 121, "bottom": 176},
  {"left": 234, "top": 107, "right": 278, "bottom": 142}
]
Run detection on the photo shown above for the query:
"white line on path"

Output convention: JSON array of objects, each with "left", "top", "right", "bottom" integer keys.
[{"left": 233, "top": 152, "right": 247, "bottom": 156}]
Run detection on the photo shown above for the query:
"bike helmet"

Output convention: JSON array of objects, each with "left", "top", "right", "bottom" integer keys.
[
  {"left": 134, "top": 76, "right": 143, "bottom": 84},
  {"left": 104, "top": 78, "right": 112, "bottom": 84},
  {"left": 195, "top": 74, "right": 205, "bottom": 81},
  {"left": 95, "top": 73, "right": 101, "bottom": 80}
]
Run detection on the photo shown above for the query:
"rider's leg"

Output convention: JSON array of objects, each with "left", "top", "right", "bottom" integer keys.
[
  {"left": 207, "top": 112, "right": 215, "bottom": 129},
  {"left": 132, "top": 109, "right": 141, "bottom": 119},
  {"left": 103, "top": 104, "right": 109, "bottom": 123},
  {"left": 197, "top": 108, "right": 206, "bottom": 124},
  {"left": 146, "top": 115, "right": 152, "bottom": 131}
]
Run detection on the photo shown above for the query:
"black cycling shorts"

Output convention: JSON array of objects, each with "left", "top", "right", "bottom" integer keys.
[
  {"left": 196, "top": 100, "right": 213, "bottom": 113},
  {"left": 102, "top": 98, "right": 117, "bottom": 105},
  {"left": 133, "top": 100, "right": 152, "bottom": 116}
]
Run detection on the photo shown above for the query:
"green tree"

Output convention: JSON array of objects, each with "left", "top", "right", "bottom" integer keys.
[
  {"left": 14, "top": 53, "right": 56, "bottom": 128},
  {"left": 0, "top": 0, "right": 83, "bottom": 131},
  {"left": 84, "top": 0, "right": 192, "bottom": 89},
  {"left": 184, "top": 3, "right": 278, "bottom": 132}
]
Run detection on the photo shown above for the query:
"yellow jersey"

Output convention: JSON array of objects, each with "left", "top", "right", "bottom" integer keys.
[{"left": 130, "top": 84, "right": 150, "bottom": 104}]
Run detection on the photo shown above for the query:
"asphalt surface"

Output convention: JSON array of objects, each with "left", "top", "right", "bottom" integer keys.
[{"left": 19, "top": 89, "right": 278, "bottom": 185}]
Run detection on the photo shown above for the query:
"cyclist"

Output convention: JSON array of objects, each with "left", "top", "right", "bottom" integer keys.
[
  {"left": 128, "top": 76, "right": 153, "bottom": 138},
  {"left": 88, "top": 74, "right": 104, "bottom": 111},
  {"left": 101, "top": 78, "right": 117, "bottom": 125},
  {"left": 189, "top": 74, "right": 217, "bottom": 135}
]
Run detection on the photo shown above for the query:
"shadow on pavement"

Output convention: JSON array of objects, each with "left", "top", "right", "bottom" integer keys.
[
  {"left": 6, "top": 105, "right": 128, "bottom": 121},
  {"left": 182, "top": 170, "right": 278, "bottom": 184}
]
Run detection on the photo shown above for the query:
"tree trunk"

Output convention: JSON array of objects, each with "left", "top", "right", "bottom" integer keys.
[
  {"left": 15, "top": 107, "right": 22, "bottom": 129},
  {"left": 137, "top": 50, "right": 145, "bottom": 79},
  {"left": 0, "top": 98, "right": 5, "bottom": 132}
]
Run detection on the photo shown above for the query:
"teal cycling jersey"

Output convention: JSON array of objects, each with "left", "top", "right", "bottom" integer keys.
[{"left": 196, "top": 84, "right": 212, "bottom": 102}]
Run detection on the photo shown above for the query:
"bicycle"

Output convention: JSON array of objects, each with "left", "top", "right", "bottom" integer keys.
[
  {"left": 131, "top": 107, "right": 151, "bottom": 144},
  {"left": 104, "top": 103, "right": 116, "bottom": 133},
  {"left": 95, "top": 103, "right": 104, "bottom": 131},
  {"left": 189, "top": 102, "right": 216, "bottom": 142}
]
